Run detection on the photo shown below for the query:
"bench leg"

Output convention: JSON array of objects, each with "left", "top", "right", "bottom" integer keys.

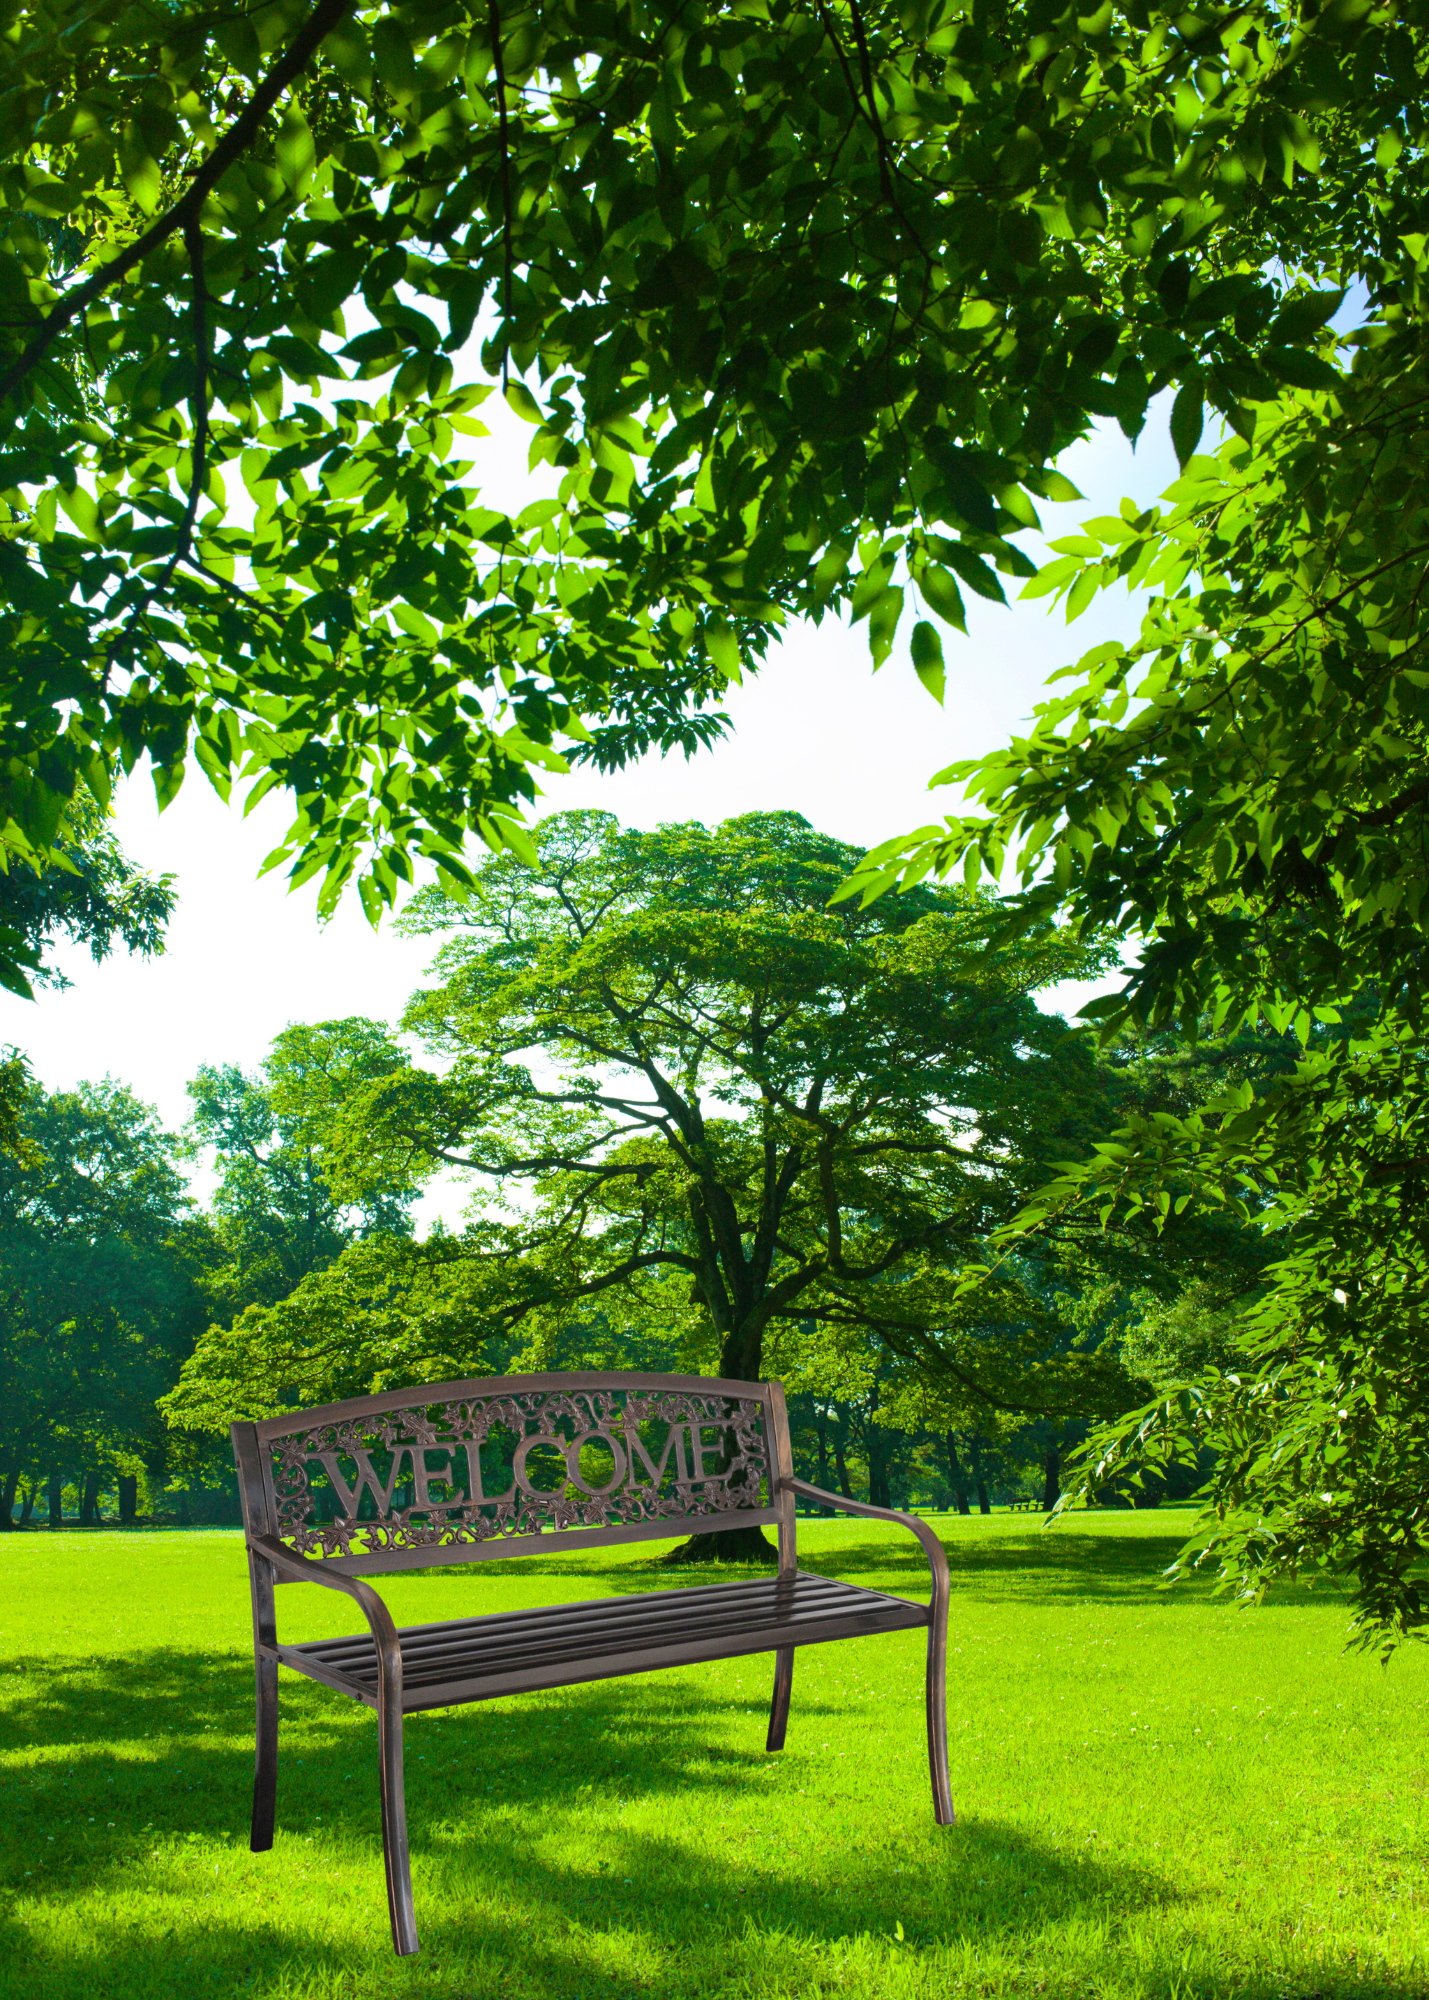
[
  {"left": 251, "top": 1654, "right": 278, "bottom": 1852},
  {"left": 766, "top": 1645, "right": 794, "bottom": 1752},
  {"left": 377, "top": 1679, "right": 419, "bottom": 1955},
  {"left": 925, "top": 1622, "right": 954, "bottom": 1826}
]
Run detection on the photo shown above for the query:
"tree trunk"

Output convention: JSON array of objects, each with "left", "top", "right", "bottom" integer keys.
[
  {"left": 942, "top": 1435, "right": 970, "bottom": 1516},
  {"left": 118, "top": 1475, "right": 138, "bottom": 1525},
  {"left": 48, "top": 1469, "right": 62, "bottom": 1528},
  {"left": 0, "top": 1469, "right": 17, "bottom": 1529},
  {"left": 18, "top": 1477, "right": 35, "bottom": 1525},
  {"left": 658, "top": 1365, "right": 779, "bottom": 1563},
  {"left": 659, "top": 1521, "right": 778, "bottom": 1565},
  {"left": 80, "top": 1470, "right": 102, "bottom": 1526},
  {"left": 975, "top": 1478, "right": 990, "bottom": 1516},
  {"left": 1042, "top": 1446, "right": 1060, "bottom": 1513},
  {"left": 833, "top": 1439, "right": 854, "bottom": 1499}
]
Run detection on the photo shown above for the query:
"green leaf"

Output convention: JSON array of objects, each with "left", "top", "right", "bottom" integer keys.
[
  {"left": 371, "top": 17, "right": 418, "bottom": 96},
  {"left": 57, "top": 485, "right": 99, "bottom": 539},
  {"left": 1262, "top": 347, "right": 1341, "bottom": 392},
  {"left": 117, "top": 122, "right": 162, "bottom": 215},
  {"left": 910, "top": 620, "right": 945, "bottom": 704},
  {"left": 276, "top": 106, "right": 316, "bottom": 193},
  {"left": 929, "top": 444, "right": 998, "bottom": 535},
  {"left": 1170, "top": 379, "right": 1204, "bottom": 467},
  {"left": 943, "top": 544, "right": 1007, "bottom": 604},
  {"left": 868, "top": 584, "right": 905, "bottom": 668},
  {"left": 918, "top": 563, "right": 967, "bottom": 632},
  {"left": 706, "top": 616, "right": 740, "bottom": 681},
  {"left": 505, "top": 381, "right": 544, "bottom": 424}
]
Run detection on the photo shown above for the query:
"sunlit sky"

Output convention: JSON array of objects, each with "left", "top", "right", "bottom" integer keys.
[{"left": 4, "top": 395, "right": 1179, "bottom": 1226}]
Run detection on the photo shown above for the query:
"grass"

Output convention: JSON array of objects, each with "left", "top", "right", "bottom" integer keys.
[{"left": 2, "top": 1512, "right": 1427, "bottom": 2000}]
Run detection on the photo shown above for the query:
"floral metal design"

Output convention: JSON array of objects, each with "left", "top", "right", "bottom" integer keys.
[{"left": 270, "top": 1386, "right": 770, "bottom": 1559}]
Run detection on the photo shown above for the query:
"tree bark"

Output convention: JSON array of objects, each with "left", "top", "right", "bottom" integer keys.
[
  {"left": 18, "top": 1477, "right": 35, "bottom": 1524},
  {"left": 80, "top": 1470, "right": 102, "bottom": 1526},
  {"left": 0, "top": 1469, "right": 17, "bottom": 1529},
  {"left": 833, "top": 1438, "right": 854, "bottom": 1499},
  {"left": 658, "top": 1369, "right": 778, "bottom": 1564},
  {"left": 48, "top": 1469, "right": 63, "bottom": 1528},
  {"left": 660, "top": 1522, "right": 777, "bottom": 1565},
  {"left": 118, "top": 1475, "right": 138, "bottom": 1525},
  {"left": 1042, "top": 1446, "right": 1060, "bottom": 1513},
  {"left": 975, "top": 1478, "right": 990, "bottom": 1516},
  {"left": 942, "top": 1435, "right": 971, "bottom": 1516},
  {"left": 815, "top": 1408, "right": 831, "bottom": 1493}
]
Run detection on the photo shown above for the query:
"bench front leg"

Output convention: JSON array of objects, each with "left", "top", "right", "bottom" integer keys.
[
  {"left": 781, "top": 1479, "right": 953, "bottom": 1826},
  {"left": 377, "top": 1661, "right": 416, "bottom": 1954},
  {"left": 249, "top": 1536, "right": 419, "bottom": 1955},
  {"left": 252, "top": 1652, "right": 279, "bottom": 1851},
  {"left": 766, "top": 1647, "right": 794, "bottom": 1752}
]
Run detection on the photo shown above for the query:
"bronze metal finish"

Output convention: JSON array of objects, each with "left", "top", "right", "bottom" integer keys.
[{"left": 231, "top": 1371, "right": 952, "bottom": 1956}]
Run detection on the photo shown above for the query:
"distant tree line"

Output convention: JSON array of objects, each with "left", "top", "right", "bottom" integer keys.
[
  {"left": 3, "top": 807, "right": 1285, "bottom": 1538},
  {"left": 10, "top": 812, "right": 1280, "bottom": 1535}
]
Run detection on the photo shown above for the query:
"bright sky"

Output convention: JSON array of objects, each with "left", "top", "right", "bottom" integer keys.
[{"left": 3, "top": 398, "right": 1178, "bottom": 1225}]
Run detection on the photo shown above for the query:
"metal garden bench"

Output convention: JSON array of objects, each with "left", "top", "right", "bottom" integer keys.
[{"left": 231, "top": 1371, "right": 952, "bottom": 1956}]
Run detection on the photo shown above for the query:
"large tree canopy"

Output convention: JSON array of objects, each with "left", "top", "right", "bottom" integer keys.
[
  {"left": 162, "top": 811, "right": 1144, "bottom": 1513},
  {"left": 3, "top": 0, "right": 1422, "bottom": 985}
]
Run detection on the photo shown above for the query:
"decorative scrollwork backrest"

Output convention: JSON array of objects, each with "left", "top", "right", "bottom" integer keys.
[{"left": 243, "top": 1374, "right": 778, "bottom": 1569}]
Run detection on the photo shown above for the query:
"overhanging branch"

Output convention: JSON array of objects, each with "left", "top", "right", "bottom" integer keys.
[{"left": 0, "top": 0, "right": 356, "bottom": 408}]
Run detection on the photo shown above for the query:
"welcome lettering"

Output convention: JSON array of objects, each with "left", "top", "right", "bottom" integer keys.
[{"left": 307, "top": 1420, "right": 738, "bottom": 1520}]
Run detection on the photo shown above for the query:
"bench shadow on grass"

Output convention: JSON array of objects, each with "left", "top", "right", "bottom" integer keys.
[
  {"left": 0, "top": 1635, "right": 1391, "bottom": 2000},
  {"left": 391, "top": 1527, "right": 1204, "bottom": 1607}
]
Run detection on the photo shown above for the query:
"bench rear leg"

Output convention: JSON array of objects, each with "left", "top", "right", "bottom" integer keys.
[
  {"left": 378, "top": 1681, "right": 419, "bottom": 1955},
  {"left": 925, "top": 1622, "right": 954, "bottom": 1825},
  {"left": 766, "top": 1645, "right": 794, "bottom": 1752},
  {"left": 251, "top": 1654, "right": 278, "bottom": 1851}
]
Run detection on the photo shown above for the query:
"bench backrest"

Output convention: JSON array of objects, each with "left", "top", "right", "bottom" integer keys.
[{"left": 232, "top": 1371, "right": 793, "bottom": 1580}]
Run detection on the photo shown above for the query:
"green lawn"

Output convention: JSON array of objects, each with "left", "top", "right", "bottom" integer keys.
[{"left": 2, "top": 1513, "right": 1425, "bottom": 2000}]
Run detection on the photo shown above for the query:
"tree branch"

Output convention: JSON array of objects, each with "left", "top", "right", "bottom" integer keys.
[
  {"left": 0, "top": 0, "right": 357, "bottom": 408},
  {"left": 151, "top": 220, "right": 210, "bottom": 603},
  {"left": 488, "top": 0, "right": 514, "bottom": 390}
]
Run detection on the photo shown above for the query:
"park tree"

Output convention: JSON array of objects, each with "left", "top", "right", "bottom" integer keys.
[
  {"left": 844, "top": 300, "right": 1429, "bottom": 1646},
  {"left": 0, "top": 786, "right": 175, "bottom": 1157},
  {"left": 2, "top": 0, "right": 1423, "bottom": 988},
  {"left": 164, "top": 807, "right": 1144, "bottom": 1554},
  {"left": 0, "top": 785, "right": 174, "bottom": 1001},
  {"left": 0, "top": 1075, "right": 209, "bottom": 1527},
  {"left": 184, "top": 1014, "right": 419, "bottom": 1315}
]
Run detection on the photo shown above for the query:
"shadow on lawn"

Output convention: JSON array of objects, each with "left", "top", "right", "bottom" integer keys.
[
  {"left": 5, "top": 1645, "right": 1169, "bottom": 1997},
  {"left": 0, "top": 1637, "right": 1394, "bottom": 2000},
  {"left": 395, "top": 1524, "right": 1204, "bottom": 1607},
  {"left": 796, "top": 1528, "right": 1203, "bottom": 1602}
]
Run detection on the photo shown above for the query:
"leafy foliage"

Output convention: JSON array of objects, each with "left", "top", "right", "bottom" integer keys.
[
  {"left": 838, "top": 261, "right": 1429, "bottom": 1643},
  {"left": 0, "top": 786, "right": 174, "bottom": 1001},
  {"left": 182, "top": 1016, "right": 417, "bottom": 1313},
  {"left": 4, "top": 0, "right": 1425, "bottom": 983},
  {"left": 0, "top": 1075, "right": 210, "bottom": 1494}
]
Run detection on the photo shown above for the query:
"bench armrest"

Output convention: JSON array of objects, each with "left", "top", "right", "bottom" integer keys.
[
  {"left": 249, "top": 1533, "right": 402, "bottom": 1684},
  {"left": 781, "top": 1477, "right": 950, "bottom": 1614}
]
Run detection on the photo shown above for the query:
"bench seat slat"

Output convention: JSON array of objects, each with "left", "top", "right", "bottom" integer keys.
[
  {"left": 293, "top": 1574, "right": 913, "bottom": 1682},
  {"left": 274, "top": 1571, "right": 927, "bottom": 1711}
]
